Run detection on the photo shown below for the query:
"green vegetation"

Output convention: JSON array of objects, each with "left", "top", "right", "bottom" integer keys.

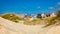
[
  {"left": 24, "top": 18, "right": 42, "bottom": 25},
  {"left": 43, "top": 17, "right": 57, "bottom": 27},
  {"left": 1, "top": 13, "right": 22, "bottom": 23},
  {"left": 0, "top": 10, "right": 60, "bottom": 27},
  {"left": 44, "top": 10, "right": 60, "bottom": 27},
  {"left": 56, "top": 10, "right": 60, "bottom": 18}
]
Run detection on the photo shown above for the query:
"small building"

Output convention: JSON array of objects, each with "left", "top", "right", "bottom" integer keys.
[
  {"left": 41, "top": 13, "right": 47, "bottom": 18},
  {"left": 50, "top": 13, "right": 56, "bottom": 17},
  {"left": 25, "top": 16, "right": 31, "bottom": 19},
  {"left": 19, "top": 14, "right": 25, "bottom": 18}
]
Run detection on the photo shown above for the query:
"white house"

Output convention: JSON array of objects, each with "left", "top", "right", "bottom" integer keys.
[{"left": 41, "top": 13, "right": 46, "bottom": 18}]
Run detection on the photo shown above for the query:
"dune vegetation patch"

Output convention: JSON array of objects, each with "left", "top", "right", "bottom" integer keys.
[{"left": 0, "top": 10, "right": 60, "bottom": 27}]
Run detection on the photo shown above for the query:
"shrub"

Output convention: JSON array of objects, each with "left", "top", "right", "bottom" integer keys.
[{"left": 1, "top": 13, "right": 22, "bottom": 23}]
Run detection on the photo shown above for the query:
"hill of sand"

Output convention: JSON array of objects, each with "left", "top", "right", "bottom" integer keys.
[{"left": 0, "top": 17, "right": 60, "bottom": 34}]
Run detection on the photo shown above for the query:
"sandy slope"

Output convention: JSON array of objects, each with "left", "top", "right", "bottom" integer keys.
[{"left": 0, "top": 17, "right": 60, "bottom": 34}]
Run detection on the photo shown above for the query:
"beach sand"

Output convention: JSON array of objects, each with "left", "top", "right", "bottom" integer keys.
[{"left": 0, "top": 17, "right": 60, "bottom": 34}]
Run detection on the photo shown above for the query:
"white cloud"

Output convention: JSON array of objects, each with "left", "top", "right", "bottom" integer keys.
[
  {"left": 49, "top": 7, "right": 54, "bottom": 9},
  {"left": 57, "top": 2, "right": 60, "bottom": 5}
]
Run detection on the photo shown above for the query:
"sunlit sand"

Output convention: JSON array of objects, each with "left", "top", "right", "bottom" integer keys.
[{"left": 0, "top": 17, "right": 60, "bottom": 34}]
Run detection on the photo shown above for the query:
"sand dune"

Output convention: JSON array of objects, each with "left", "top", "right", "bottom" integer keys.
[{"left": 0, "top": 17, "right": 60, "bottom": 34}]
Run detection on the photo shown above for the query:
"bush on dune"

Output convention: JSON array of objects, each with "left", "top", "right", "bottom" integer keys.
[
  {"left": 1, "top": 13, "right": 22, "bottom": 23},
  {"left": 44, "top": 10, "right": 60, "bottom": 27}
]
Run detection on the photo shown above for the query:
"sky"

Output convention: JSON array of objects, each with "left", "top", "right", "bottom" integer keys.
[{"left": 0, "top": 0, "right": 60, "bottom": 15}]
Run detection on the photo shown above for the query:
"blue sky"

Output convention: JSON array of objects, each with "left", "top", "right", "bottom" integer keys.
[{"left": 0, "top": 0, "right": 60, "bottom": 15}]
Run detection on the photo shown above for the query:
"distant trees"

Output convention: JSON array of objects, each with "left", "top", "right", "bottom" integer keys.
[{"left": 36, "top": 14, "right": 42, "bottom": 18}]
